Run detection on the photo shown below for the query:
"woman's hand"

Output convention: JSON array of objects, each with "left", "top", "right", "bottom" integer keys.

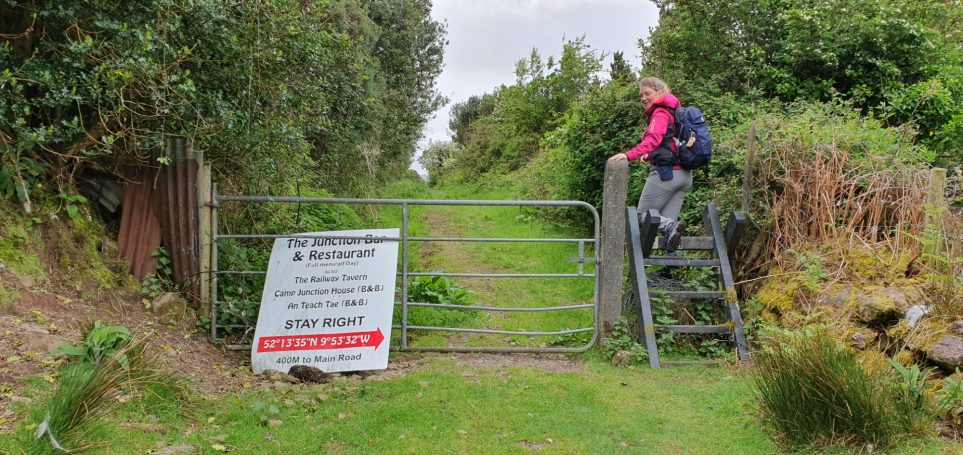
[{"left": 608, "top": 153, "right": 627, "bottom": 162}]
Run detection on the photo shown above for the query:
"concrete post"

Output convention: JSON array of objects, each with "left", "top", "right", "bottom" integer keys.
[{"left": 599, "top": 159, "right": 628, "bottom": 341}]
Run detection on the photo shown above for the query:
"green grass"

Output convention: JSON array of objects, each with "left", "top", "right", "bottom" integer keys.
[
  {"left": 0, "top": 280, "right": 20, "bottom": 309},
  {"left": 5, "top": 356, "right": 957, "bottom": 454}
]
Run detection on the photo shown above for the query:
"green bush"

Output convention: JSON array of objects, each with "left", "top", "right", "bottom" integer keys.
[
  {"left": 752, "top": 330, "right": 931, "bottom": 449},
  {"left": 419, "top": 141, "right": 463, "bottom": 185},
  {"left": 211, "top": 188, "right": 368, "bottom": 343},
  {"left": 640, "top": 0, "right": 962, "bottom": 157},
  {"left": 557, "top": 79, "right": 644, "bottom": 226},
  {"left": 1, "top": 0, "right": 445, "bottom": 213},
  {"left": 449, "top": 116, "right": 541, "bottom": 179},
  {"left": 441, "top": 39, "right": 603, "bottom": 184},
  {"left": 294, "top": 189, "right": 364, "bottom": 232}
]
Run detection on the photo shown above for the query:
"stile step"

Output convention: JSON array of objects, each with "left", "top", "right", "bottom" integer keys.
[
  {"left": 654, "top": 236, "right": 715, "bottom": 250},
  {"left": 643, "top": 257, "right": 720, "bottom": 267},
  {"left": 656, "top": 324, "right": 732, "bottom": 334},
  {"left": 661, "top": 360, "right": 725, "bottom": 367},
  {"left": 649, "top": 291, "right": 725, "bottom": 300}
]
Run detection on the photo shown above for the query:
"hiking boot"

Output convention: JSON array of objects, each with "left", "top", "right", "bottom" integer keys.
[
  {"left": 654, "top": 266, "right": 674, "bottom": 279},
  {"left": 665, "top": 220, "right": 687, "bottom": 254}
]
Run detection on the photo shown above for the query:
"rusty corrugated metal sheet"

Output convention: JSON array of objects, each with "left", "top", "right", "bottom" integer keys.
[
  {"left": 117, "top": 137, "right": 201, "bottom": 307},
  {"left": 156, "top": 137, "right": 200, "bottom": 305},
  {"left": 118, "top": 166, "right": 162, "bottom": 280}
]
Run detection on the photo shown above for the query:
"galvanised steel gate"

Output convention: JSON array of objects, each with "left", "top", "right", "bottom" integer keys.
[{"left": 207, "top": 190, "right": 600, "bottom": 353}]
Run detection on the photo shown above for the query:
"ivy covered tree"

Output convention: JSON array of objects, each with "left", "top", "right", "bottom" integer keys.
[
  {"left": 0, "top": 0, "right": 447, "bottom": 207},
  {"left": 356, "top": 0, "right": 447, "bottom": 180},
  {"left": 448, "top": 94, "right": 497, "bottom": 146}
]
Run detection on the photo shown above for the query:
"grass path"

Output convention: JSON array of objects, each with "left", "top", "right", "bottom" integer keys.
[{"left": 396, "top": 185, "right": 596, "bottom": 349}]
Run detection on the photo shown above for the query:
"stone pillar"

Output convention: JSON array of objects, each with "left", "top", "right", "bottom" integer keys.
[{"left": 598, "top": 159, "right": 628, "bottom": 341}]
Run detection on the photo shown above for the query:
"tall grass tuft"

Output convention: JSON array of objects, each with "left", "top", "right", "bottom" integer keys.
[
  {"left": 752, "top": 330, "right": 932, "bottom": 450},
  {"left": 21, "top": 325, "right": 185, "bottom": 453}
]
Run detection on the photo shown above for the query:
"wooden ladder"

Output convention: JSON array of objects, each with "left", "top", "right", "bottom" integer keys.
[{"left": 625, "top": 203, "right": 751, "bottom": 368}]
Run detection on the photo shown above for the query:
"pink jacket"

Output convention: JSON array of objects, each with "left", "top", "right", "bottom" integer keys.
[{"left": 624, "top": 93, "right": 681, "bottom": 165}]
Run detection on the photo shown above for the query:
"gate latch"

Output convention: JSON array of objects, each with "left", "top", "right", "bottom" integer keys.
[{"left": 566, "top": 240, "right": 597, "bottom": 276}]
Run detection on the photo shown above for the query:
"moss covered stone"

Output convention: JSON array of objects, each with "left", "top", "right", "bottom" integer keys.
[
  {"left": 846, "top": 326, "right": 879, "bottom": 350},
  {"left": 815, "top": 287, "right": 854, "bottom": 309},
  {"left": 0, "top": 205, "right": 46, "bottom": 278},
  {"left": 757, "top": 274, "right": 801, "bottom": 315},
  {"left": 928, "top": 335, "right": 963, "bottom": 372},
  {"left": 893, "top": 349, "right": 915, "bottom": 367},
  {"left": 844, "top": 247, "right": 915, "bottom": 283},
  {"left": 849, "top": 286, "right": 921, "bottom": 326},
  {"left": 888, "top": 318, "right": 949, "bottom": 354},
  {"left": 52, "top": 218, "right": 119, "bottom": 291}
]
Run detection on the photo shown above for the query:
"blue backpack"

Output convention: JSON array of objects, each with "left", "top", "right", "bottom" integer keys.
[{"left": 673, "top": 106, "right": 712, "bottom": 170}]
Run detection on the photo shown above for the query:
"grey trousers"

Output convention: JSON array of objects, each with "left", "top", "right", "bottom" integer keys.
[{"left": 637, "top": 168, "right": 692, "bottom": 229}]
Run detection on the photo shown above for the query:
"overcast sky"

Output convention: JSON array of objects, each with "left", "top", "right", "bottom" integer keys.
[{"left": 413, "top": 0, "right": 660, "bottom": 174}]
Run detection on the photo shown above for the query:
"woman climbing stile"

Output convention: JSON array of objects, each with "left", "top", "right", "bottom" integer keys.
[{"left": 608, "top": 76, "right": 691, "bottom": 253}]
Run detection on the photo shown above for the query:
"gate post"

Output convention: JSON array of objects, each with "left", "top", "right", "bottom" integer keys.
[
  {"left": 197, "top": 158, "right": 213, "bottom": 318},
  {"left": 599, "top": 160, "right": 628, "bottom": 341}
]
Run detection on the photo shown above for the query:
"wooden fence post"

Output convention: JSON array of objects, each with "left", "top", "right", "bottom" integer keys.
[
  {"left": 741, "top": 121, "right": 756, "bottom": 213},
  {"left": 599, "top": 159, "right": 628, "bottom": 341},
  {"left": 197, "top": 158, "right": 213, "bottom": 319},
  {"left": 924, "top": 167, "right": 948, "bottom": 262}
]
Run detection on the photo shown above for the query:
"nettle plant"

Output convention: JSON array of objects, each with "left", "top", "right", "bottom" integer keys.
[
  {"left": 600, "top": 316, "right": 648, "bottom": 365},
  {"left": 650, "top": 265, "right": 732, "bottom": 358}
]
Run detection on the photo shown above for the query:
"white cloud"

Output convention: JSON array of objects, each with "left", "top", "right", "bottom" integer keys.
[
  {"left": 412, "top": 0, "right": 659, "bottom": 174},
  {"left": 439, "top": 0, "right": 633, "bottom": 17}
]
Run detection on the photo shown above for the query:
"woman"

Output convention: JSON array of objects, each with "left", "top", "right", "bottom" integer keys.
[{"left": 608, "top": 76, "right": 690, "bottom": 253}]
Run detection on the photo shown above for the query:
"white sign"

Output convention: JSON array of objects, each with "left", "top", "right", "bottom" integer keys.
[{"left": 250, "top": 228, "right": 399, "bottom": 374}]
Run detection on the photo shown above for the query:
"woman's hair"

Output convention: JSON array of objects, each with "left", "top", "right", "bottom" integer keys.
[{"left": 639, "top": 77, "right": 670, "bottom": 93}]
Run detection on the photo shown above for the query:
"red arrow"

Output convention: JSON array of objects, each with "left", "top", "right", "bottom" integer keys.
[{"left": 256, "top": 328, "right": 385, "bottom": 353}]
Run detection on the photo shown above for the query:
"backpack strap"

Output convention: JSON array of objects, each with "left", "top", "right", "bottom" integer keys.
[{"left": 653, "top": 107, "right": 676, "bottom": 154}]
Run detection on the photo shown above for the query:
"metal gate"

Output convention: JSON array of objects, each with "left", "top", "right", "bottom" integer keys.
[{"left": 206, "top": 189, "right": 600, "bottom": 353}]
